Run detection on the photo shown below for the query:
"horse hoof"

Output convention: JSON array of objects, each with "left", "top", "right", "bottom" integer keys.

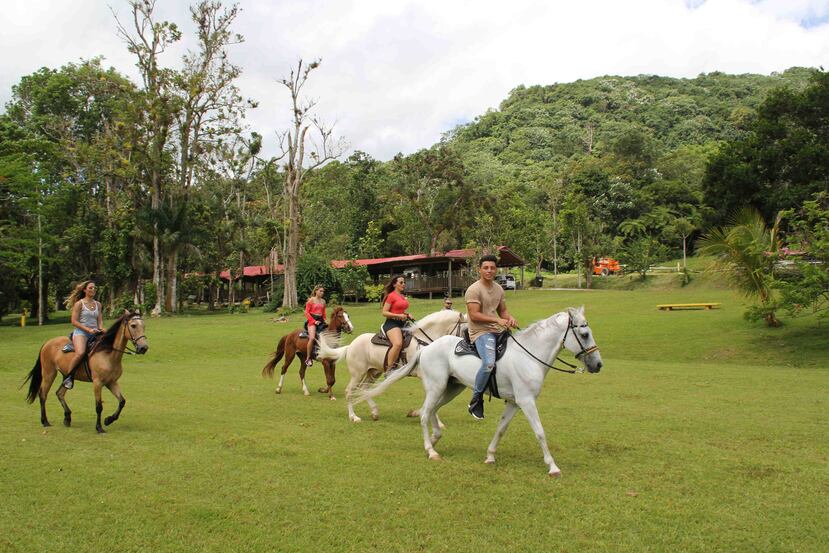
[
  {"left": 104, "top": 417, "right": 114, "bottom": 426},
  {"left": 275, "top": 388, "right": 282, "bottom": 394},
  {"left": 371, "top": 413, "right": 379, "bottom": 421},
  {"left": 350, "top": 416, "right": 362, "bottom": 423},
  {"left": 484, "top": 458, "right": 495, "bottom": 465},
  {"left": 329, "top": 396, "right": 336, "bottom": 401},
  {"left": 438, "top": 422, "right": 447, "bottom": 431},
  {"left": 548, "top": 470, "right": 562, "bottom": 478},
  {"left": 42, "top": 421, "right": 52, "bottom": 428},
  {"left": 406, "top": 410, "right": 419, "bottom": 418},
  {"left": 97, "top": 428, "right": 106, "bottom": 434},
  {"left": 428, "top": 453, "right": 442, "bottom": 461},
  {"left": 303, "top": 392, "right": 311, "bottom": 397},
  {"left": 63, "top": 419, "right": 71, "bottom": 428}
]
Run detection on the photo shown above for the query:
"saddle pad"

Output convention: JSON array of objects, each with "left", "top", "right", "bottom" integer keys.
[
  {"left": 453, "top": 329, "right": 510, "bottom": 362},
  {"left": 62, "top": 333, "right": 99, "bottom": 353},
  {"left": 371, "top": 333, "right": 414, "bottom": 349}
]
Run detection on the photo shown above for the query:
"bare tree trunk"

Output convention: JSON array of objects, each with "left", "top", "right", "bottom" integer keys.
[
  {"left": 282, "top": 174, "right": 300, "bottom": 308},
  {"left": 165, "top": 251, "right": 178, "bottom": 312},
  {"left": 276, "top": 59, "right": 343, "bottom": 309}
]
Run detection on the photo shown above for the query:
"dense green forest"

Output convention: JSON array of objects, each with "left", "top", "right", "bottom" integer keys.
[{"left": 0, "top": 1, "right": 826, "bottom": 320}]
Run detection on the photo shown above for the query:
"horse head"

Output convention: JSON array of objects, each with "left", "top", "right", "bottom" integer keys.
[
  {"left": 563, "top": 306, "right": 601, "bottom": 373},
  {"left": 123, "top": 309, "right": 149, "bottom": 354},
  {"left": 330, "top": 307, "right": 354, "bottom": 334}
]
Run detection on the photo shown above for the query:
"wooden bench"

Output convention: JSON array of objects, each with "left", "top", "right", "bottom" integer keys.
[{"left": 657, "top": 303, "right": 721, "bottom": 311}]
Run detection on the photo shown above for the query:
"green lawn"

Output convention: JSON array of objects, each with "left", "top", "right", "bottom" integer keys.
[{"left": 0, "top": 287, "right": 826, "bottom": 552}]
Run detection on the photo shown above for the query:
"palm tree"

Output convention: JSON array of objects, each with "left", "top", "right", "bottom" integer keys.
[{"left": 697, "top": 208, "right": 782, "bottom": 326}]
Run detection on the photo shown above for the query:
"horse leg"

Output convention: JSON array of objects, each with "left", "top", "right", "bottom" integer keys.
[
  {"left": 276, "top": 345, "right": 294, "bottom": 394},
  {"left": 299, "top": 359, "right": 311, "bottom": 397},
  {"left": 428, "top": 381, "right": 466, "bottom": 445},
  {"left": 484, "top": 400, "right": 519, "bottom": 465},
  {"left": 516, "top": 397, "right": 560, "bottom": 477},
  {"left": 93, "top": 380, "right": 106, "bottom": 434},
  {"left": 39, "top": 364, "right": 58, "bottom": 427},
  {"left": 420, "top": 389, "right": 444, "bottom": 460},
  {"left": 345, "top": 374, "right": 362, "bottom": 423},
  {"left": 104, "top": 382, "right": 126, "bottom": 427},
  {"left": 363, "top": 374, "right": 380, "bottom": 421},
  {"left": 55, "top": 383, "right": 72, "bottom": 427},
  {"left": 318, "top": 360, "right": 336, "bottom": 400},
  {"left": 407, "top": 408, "right": 446, "bottom": 430}
]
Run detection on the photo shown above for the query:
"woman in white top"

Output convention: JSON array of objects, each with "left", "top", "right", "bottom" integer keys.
[{"left": 63, "top": 280, "right": 105, "bottom": 389}]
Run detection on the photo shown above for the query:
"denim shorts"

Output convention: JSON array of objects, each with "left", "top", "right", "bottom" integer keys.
[{"left": 72, "top": 328, "right": 95, "bottom": 340}]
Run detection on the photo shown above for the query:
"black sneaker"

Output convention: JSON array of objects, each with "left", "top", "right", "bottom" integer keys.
[
  {"left": 63, "top": 375, "right": 74, "bottom": 390},
  {"left": 468, "top": 395, "right": 484, "bottom": 419}
]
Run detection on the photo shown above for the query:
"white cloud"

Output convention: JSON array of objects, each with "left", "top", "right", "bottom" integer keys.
[{"left": 1, "top": 0, "right": 827, "bottom": 161}]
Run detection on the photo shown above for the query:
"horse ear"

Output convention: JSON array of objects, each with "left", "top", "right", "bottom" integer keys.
[
  {"left": 578, "top": 305, "right": 585, "bottom": 316},
  {"left": 123, "top": 309, "right": 130, "bottom": 316}
]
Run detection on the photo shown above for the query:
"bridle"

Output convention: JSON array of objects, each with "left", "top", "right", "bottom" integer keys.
[
  {"left": 508, "top": 313, "right": 600, "bottom": 374},
  {"left": 112, "top": 315, "right": 146, "bottom": 355},
  {"left": 562, "top": 313, "right": 600, "bottom": 360}
]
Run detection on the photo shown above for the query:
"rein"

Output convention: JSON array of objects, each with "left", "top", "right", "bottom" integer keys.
[{"left": 508, "top": 314, "right": 599, "bottom": 374}]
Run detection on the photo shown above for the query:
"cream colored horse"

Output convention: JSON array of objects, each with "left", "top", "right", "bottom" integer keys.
[
  {"left": 24, "top": 310, "right": 149, "bottom": 433},
  {"left": 317, "top": 309, "right": 465, "bottom": 422}
]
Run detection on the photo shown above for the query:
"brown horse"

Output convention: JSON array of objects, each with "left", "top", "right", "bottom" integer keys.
[
  {"left": 23, "top": 310, "right": 149, "bottom": 433},
  {"left": 261, "top": 306, "right": 353, "bottom": 399}
]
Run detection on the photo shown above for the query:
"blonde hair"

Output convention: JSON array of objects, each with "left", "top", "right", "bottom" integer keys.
[
  {"left": 64, "top": 280, "right": 96, "bottom": 309},
  {"left": 307, "top": 285, "right": 325, "bottom": 301}
]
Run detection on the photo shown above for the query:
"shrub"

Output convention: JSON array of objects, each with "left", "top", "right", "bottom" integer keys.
[{"left": 364, "top": 284, "right": 384, "bottom": 302}]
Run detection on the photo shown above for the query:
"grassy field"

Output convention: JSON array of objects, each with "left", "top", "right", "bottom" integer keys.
[{"left": 0, "top": 282, "right": 827, "bottom": 552}]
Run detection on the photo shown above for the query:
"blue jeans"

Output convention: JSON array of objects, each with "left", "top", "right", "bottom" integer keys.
[{"left": 472, "top": 333, "right": 497, "bottom": 395}]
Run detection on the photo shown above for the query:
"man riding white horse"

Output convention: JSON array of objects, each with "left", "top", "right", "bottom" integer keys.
[{"left": 465, "top": 254, "right": 518, "bottom": 419}]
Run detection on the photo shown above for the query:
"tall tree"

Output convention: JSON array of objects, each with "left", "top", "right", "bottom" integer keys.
[
  {"left": 114, "top": 0, "right": 182, "bottom": 315},
  {"left": 276, "top": 59, "right": 344, "bottom": 308}
]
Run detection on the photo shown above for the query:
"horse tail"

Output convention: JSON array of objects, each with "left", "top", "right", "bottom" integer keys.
[
  {"left": 352, "top": 348, "right": 422, "bottom": 406},
  {"left": 23, "top": 351, "right": 44, "bottom": 404},
  {"left": 261, "top": 336, "right": 287, "bottom": 378},
  {"left": 316, "top": 333, "right": 348, "bottom": 363}
]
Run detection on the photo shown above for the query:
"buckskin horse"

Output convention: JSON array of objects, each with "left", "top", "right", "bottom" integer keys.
[
  {"left": 353, "top": 307, "right": 603, "bottom": 476},
  {"left": 23, "top": 310, "right": 149, "bottom": 433},
  {"left": 261, "top": 306, "right": 353, "bottom": 399},
  {"left": 317, "top": 309, "right": 465, "bottom": 422}
]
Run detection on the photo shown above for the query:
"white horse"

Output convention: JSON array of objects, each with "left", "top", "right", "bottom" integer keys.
[
  {"left": 353, "top": 307, "right": 603, "bottom": 476},
  {"left": 317, "top": 309, "right": 465, "bottom": 422}
]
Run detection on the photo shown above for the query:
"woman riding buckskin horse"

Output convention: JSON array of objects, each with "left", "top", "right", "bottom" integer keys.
[{"left": 63, "top": 280, "right": 106, "bottom": 390}]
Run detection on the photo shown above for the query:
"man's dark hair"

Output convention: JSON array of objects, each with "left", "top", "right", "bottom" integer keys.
[{"left": 479, "top": 254, "right": 498, "bottom": 266}]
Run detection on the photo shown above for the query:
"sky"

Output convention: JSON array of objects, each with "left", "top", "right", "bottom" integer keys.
[{"left": 1, "top": 0, "right": 828, "bottom": 161}]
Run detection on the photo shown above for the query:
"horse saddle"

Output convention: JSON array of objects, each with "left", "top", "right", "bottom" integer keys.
[
  {"left": 454, "top": 329, "right": 510, "bottom": 361},
  {"left": 61, "top": 333, "right": 99, "bottom": 354},
  {"left": 299, "top": 318, "right": 328, "bottom": 340},
  {"left": 371, "top": 330, "right": 414, "bottom": 371},
  {"left": 453, "top": 329, "right": 511, "bottom": 399}
]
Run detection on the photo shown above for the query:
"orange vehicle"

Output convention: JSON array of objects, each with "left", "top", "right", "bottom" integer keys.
[{"left": 593, "top": 257, "right": 621, "bottom": 276}]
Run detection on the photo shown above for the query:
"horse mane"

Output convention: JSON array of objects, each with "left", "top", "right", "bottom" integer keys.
[
  {"left": 514, "top": 310, "right": 570, "bottom": 341},
  {"left": 94, "top": 312, "right": 132, "bottom": 353},
  {"left": 406, "top": 309, "right": 459, "bottom": 333}
]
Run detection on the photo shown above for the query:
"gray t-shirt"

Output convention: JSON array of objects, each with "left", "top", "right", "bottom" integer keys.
[{"left": 465, "top": 280, "right": 505, "bottom": 343}]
